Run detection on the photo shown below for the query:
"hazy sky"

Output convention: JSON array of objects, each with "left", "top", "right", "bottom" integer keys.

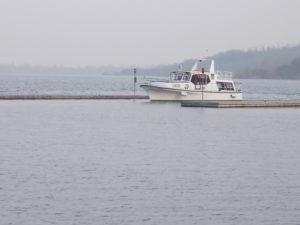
[{"left": 0, "top": 0, "right": 300, "bottom": 66}]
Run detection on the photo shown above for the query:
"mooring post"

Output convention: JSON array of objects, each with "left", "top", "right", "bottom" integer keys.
[{"left": 133, "top": 68, "right": 137, "bottom": 98}]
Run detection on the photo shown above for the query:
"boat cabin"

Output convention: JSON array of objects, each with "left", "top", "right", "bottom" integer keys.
[
  {"left": 166, "top": 59, "right": 237, "bottom": 92},
  {"left": 170, "top": 70, "right": 211, "bottom": 86}
]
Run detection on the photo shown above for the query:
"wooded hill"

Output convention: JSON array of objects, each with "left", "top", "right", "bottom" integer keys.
[
  {"left": 120, "top": 45, "right": 300, "bottom": 79},
  {"left": 1, "top": 45, "right": 300, "bottom": 79}
]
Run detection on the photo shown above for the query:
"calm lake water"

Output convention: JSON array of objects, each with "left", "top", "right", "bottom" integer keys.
[{"left": 0, "top": 75, "right": 300, "bottom": 225}]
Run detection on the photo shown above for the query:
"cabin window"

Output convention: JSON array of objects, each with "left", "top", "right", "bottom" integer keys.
[
  {"left": 170, "top": 73, "right": 182, "bottom": 81},
  {"left": 176, "top": 75, "right": 183, "bottom": 80},
  {"left": 170, "top": 72, "right": 190, "bottom": 81},
  {"left": 191, "top": 74, "right": 211, "bottom": 85},
  {"left": 182, "top": 73, "right": 190, "bottom": 81},
  {"left": 217, "top": 82, "right": 234, "bottom": 91}
]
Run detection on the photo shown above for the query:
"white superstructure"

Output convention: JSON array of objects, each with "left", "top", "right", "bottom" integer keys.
[{"left": 141, "top": 59, "right": 242, "bottom": 101}]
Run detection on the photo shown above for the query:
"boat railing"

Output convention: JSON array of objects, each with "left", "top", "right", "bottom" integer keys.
[
  {"left": 141, "top": 76, "right": 169, "bottom": 84},
  {"left": 216, "top": 70, "right": 233, "bottom": 80},
  {"left": 234, "top": 81, "right": 242, "bottom": 92}
]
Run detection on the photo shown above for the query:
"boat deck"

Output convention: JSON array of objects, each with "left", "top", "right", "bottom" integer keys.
[{"left": 181, "top": 100, "right": 300, "bottom": 108}]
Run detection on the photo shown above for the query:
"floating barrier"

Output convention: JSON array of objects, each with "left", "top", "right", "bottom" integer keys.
[{"left": 0, "top": 95, "right": 149, "bottom": 100}]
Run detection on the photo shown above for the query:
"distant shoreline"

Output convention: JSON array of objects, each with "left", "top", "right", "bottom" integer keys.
[{"left": 0, "top": 73, "right": 299, "bottom": 80}]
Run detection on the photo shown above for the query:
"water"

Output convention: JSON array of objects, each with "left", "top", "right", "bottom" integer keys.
[
  {"left": 1, "top": 74, "right": 300, "bottom": 99},
  {"left": 0, "top": 100, "right": 300, "bottom": 225},
  {"left": 0, "top": 75, "right": 137, "bottom": 96},
  {"left": 0, "top": 75, "right": 300, "bottom": 224}
]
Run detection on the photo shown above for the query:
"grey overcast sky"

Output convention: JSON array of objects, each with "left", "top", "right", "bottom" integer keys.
[{"left": 0, "top": 0, "right": 300, "bottom": 67}]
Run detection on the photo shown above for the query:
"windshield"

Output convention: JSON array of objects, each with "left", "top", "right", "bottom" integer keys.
[{"left": 170, "top": 72, "right": 191, "bottom": 81}]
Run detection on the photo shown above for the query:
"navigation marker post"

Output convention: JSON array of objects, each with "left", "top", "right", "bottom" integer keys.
[{"left": 133, "top": 68, "right": 137, "bottom": 97}]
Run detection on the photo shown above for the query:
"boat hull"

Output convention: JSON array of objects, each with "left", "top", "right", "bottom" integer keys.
[{"left": 141, "top": 85, "right": 243, "bottom": 101}]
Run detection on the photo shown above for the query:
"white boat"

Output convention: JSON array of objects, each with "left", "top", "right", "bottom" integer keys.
[{"left": 140, "top": 59, "right": 242, "bottom": 101}]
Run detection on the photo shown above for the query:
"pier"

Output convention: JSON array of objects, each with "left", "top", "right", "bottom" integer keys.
[
  {"left": 0, "top": 95, "right": 149, "bottom": 100},
  {"left": 181, "top": 100, "right": 300, "bottom": 108}
]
